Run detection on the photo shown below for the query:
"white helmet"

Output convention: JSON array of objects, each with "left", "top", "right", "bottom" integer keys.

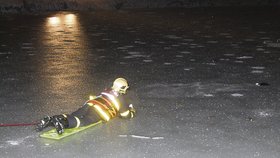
[{"left": 112, "top": 78, "right": 129, "bottom": 94}]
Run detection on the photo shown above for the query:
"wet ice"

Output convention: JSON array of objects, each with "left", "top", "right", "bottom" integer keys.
[
  {"left": 1, "top": 8, "right": 280, "bottom": 158},
  {"left": 140, "top": 83, "right": 248, "bottom": 99}
]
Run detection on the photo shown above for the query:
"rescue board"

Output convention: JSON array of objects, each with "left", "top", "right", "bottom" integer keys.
[{"left": 40, "top": 120, "right": 102, "bottom": 140}]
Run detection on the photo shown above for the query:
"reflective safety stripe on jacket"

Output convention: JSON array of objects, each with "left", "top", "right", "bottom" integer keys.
[
  {"left": 86, "top": 92, "right": 120, "bottom": 121},
  {"left": 101, "top": 92, "right": 120, "bottom": 111}
]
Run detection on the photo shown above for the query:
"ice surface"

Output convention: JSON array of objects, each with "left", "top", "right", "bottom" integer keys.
[{"left": 0, "top": 7, "right": 280, "bottom": 158}]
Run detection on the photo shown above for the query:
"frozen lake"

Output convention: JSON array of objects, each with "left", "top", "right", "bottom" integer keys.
[{"left": 0, "top": 7, "right": 280, "bottom": 158}]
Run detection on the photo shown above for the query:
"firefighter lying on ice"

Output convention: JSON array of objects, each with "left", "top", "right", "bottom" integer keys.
[{"left": 36, "top": 78, "right": 136, "bottom": 134}]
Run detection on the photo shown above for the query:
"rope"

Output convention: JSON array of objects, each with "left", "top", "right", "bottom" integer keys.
[{"left": 0, "top": 122, "right": 38, "bottom": 127}]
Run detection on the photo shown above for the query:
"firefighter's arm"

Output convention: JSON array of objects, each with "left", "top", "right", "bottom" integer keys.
[{"left": 119, "top": 104, "right": 136, "bottom": 119}]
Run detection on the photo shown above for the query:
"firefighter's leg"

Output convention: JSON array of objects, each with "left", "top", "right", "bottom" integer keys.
[
  {"left": 70, "top": 105, "right": 102, "bottom": 127},
  {"left": 36, "top": 114, "right": 68, "bottom": 134},
  {"left": 76, "top": 108, "right": 102, "bottom": 126},
  {"left": 51, "top": 115, "right": 67, "bottom": 134},
  {"left": 36, "top": 116, "right": 52, "bottom": 131}
]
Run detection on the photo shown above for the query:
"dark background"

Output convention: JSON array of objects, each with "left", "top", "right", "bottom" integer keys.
[{"left": 1, "top": 0, "right": 280, "bottom": 13}]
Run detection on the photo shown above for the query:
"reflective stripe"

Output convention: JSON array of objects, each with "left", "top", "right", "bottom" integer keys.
[
  {"left": 94, "top": 105, "right": 110, "bottom": 121},
  {"left": 90, "top": 99, "right": 116, "bottom": 117},
  {"left": 91, "top": 100, "right": 109, "bottom": 110},
  {"left": 100, "top": 96, "right": 113, "bottom": 108},
  {"left": 74, "top": 116, "right": 81, "bottom": 128},
  {"left": 87, "top": 103, "right": 94, "bottom": 106},
  {"left": 62, "top": 114, "right": 67, "bottom": 118},
  {"left": 101, "top": 92, "right": 120, "bottom": 111},
  {"left": 120, "top": 110, "right": 130, "bottom": 117},
  {"left": 100, "top": 96, "right": 117, "bottom": 116}
]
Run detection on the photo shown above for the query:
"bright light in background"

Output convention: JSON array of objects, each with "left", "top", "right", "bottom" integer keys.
[
  {"left": 41, "top": 12, "right": 90, "bottom": 104},
  {"left": 47, "top": 14, "right": 77, "bottom": 27},
  {"left": 65, "top": 14, "right": 77, "bottom": 25},
  {"left": 48, "top": 17, "right": 61, "bottom": 26}
]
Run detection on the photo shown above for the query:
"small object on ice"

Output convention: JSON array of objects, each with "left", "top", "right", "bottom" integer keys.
[
  {"left": 247, "top": 117, "right": 253, "bottom": 122},
  {"left": 256, "top": 82, "right": 270, "bottom": 86}
]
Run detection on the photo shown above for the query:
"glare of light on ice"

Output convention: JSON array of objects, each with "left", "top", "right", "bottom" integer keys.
[
  {"left": 251, "top": 70, "right": 264, "bottom": 74},
  {"left": 118, "top": 135, "right": 128, "bottom": 138},
  {"left": 143, "top": 59, "right": 153, "bottom": 63},
  {"left": 207, "top": 40, "right": 219, "bottom": 44},
  {"left": 164, "top": 62, "right": 172, "bottom": 65},
  {"left": 258, "top": 111, "right": 272, "bottom": 117},
  {"left": 204, "top": 94, "right": 214, "bottom": 97},
  {"left": 224, "top": 53, "right": 235, "bottom": 56},
  {"left": 7, "top": 141, "right": 19, "bottom": 146},
  {"left": 234, "top": 60, "right": 244, "bottom": 63},
  {"left": 180, "top": 51, "right": 191, "bottom": 54},
  {"left": 48, "top": 17, "right": 60, "bottom": 26},
  {"left": 119, "top": 135, "right": 164, "bottom": 140},
  {"left": 131, "top": 135, "right": 151, "bottom": 139},
  {"left": 256, "top": 48, "right": 265, "bottom": 51},
  {"left": 236, "top": 56, "right": 253, "bottom": 59},
  {"left": 65, "top": 14, "right": 76, "bottom": 25},
  {"left": 0, "top": 52, "right": 12, "bottom": 55},
  {"left": 231, "top": 93, "right": 244, "bottom": 97},
  {"left": 251, "top": 66, "right": 265, "bottom": 70},
  {"left": 184, "top": 68, "right": 192, "bottom": 71}
]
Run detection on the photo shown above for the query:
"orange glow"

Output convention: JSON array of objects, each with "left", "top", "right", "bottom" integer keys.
[{"left": 40, "top": 12, "right": 90, "bottom": 104}]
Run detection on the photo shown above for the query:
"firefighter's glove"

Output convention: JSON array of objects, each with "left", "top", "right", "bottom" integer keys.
[{"left": 129, "top": 104, "right": 136, "bottom": 117}]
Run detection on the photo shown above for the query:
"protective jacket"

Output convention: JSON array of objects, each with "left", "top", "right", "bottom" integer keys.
[{"left": 63, "top": 89, "right": 135, "bottom": 128}]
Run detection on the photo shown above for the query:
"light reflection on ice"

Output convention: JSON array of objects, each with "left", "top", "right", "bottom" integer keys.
[
  {"left": 251, "top": 66, "right": 265, "bottom": 70},
  {"left": 236, "top": 56, "right": 253, "bottom": 59},
  {"left": 7, "top": 141, "right": 20, "bottom": 146},
  {"left": 118, "top": 135, "right": 164, "bottom": 140},
  {"left": 251, "top": 70, "right": 264, "bottom": 74},
  {"left": 231, "top": 93, "right": 244, "bottom": 97}
]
